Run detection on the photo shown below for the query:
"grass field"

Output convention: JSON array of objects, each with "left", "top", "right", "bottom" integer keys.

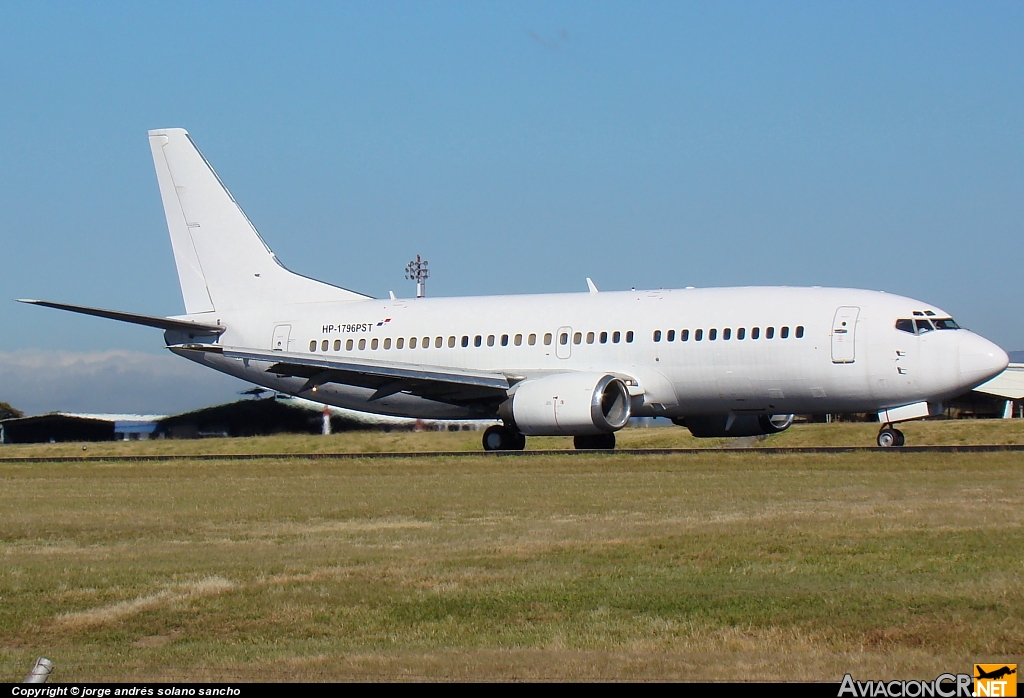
[
  {"left": 3, "top": 418, "right": 1024, "bottom": 459},
  {"left": 1, "top": 423, "right": 1022, "bottom": 681}
]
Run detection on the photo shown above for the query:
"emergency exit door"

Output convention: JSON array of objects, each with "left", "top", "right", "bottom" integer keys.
[{"left": 831, "top": 307, "right": 859, "bottom": 363}]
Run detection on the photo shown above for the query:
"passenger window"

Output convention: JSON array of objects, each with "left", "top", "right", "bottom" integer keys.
[
  {"left": 514, "top": 334, "right": 523, "bottom": 346},
  {"left": 915, "top": 319, "right": 934, "bottom": 334},
  {"left": 359, "top": 338, "right": 366, "bottom": 350},
  {"left": 309, "top": 340, "right": 317, "bottom": 352},
  {"left": 573, "top": 332, "right": 582, "bottom": 344},
  {"left": 544, "top": 333, "right": 553, "bottom": 345},
  {"left": 434, "top": 337, "right": 442, "bottom": 348},
  {"left": 586, "top": 331, "right": 595, "bottom": 344},
  {"left": 723, "top": 328, "right": 731, "bottom": 341},
  {"left": 626, "top": 331, "right": 634, "bottom": 343},
  {"left": 752, "top": 327, "right": 760, "bottom": 340},
  {"left": 766, "top": 327, "right": 774, "bottom": 339},
  {"left": 383, "top": 338, "right": 392, "bottom": 349},
  {"left": 409, "top": 337, "right": 417, "bottom": 349},
  {"left": 462, "top": 336, "right": 470, "bottom": 347},
  {"left": 709, "top": 329, "right": 717, "bottom": 341},
  {"left": 346, "top": 339, "right": 354, "bottom": 351},
  {"left": 681, "top": 329, "right": 689, "bottom": 342},
  {"left": 796, "top": 326, "right": 804, "bottom": 338},
  {"left": 737, "top": 328, "right": 745, "bottom": 340},
  {"left": 781, "top": 327, "right": 789, "bottom": 339},
  {"left": 529, "top": 333, "right": 537, "bottom": 346},
  {"left": 695, "top": 329, "right": 703, "bottom": 341},
  {"left": 447, "top": 336, "right": 455, "bottom": 348},
  {"left": 653, "top": 330, "right": 662, "bottom": 342},
  {"left": 371, "top": 338, "right": 378, "bottom": 350},
  {"left": 613, "top": 331, "right": 621, "bottom": 343},
  {"left": 321, "top": 340, "right": 329, "bottom": 352},
  {"left": 333, "top": 339, "right": 341, "bottom": 351},
  {"left": 667, "top": 330, "right": 675, "bottom": 342},
  {"left": 600, "top": 331, "right": 608, "bottom": 344},
  {"left": 559, "top": 332, "right": 568, "bottom": 345},
  {"left": 474, "top": 335, "right": 482, "bottom": 347}
]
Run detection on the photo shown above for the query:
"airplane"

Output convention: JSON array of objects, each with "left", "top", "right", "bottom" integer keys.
[
  {"left": 18, "top": 128, "right": 1010, "bottom": 451},
  {"left": 975, "top": 666, "right": 1016, "bottom": 681}
]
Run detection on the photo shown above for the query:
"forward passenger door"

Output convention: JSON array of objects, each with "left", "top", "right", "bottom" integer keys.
[{"left": 831, "top": 307, "right": 859, "bottom": 363}]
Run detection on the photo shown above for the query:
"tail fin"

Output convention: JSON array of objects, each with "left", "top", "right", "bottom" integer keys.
[{"left": 148, "top": 128, "right": 369, "bottom": 314}]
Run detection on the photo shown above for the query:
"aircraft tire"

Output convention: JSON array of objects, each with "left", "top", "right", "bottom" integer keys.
[
  {"left": 483, "top": 425, "right": 521, "bottom": 451},
  {"left": 573, "top": 433, "right": 616, "bottom": 450},
  {"left": 877, "top": 428, "right": 905, "bottom": 448}
]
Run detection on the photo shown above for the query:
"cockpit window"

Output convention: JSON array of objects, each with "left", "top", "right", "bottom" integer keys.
[{"left": 898, "top": 317, "right": 959, "bottom": 334}]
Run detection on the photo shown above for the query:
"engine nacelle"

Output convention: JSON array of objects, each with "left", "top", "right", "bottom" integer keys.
[
  {"left": 506, "top": 373, "right": 632, "bottom": 436},
  {"left": 676, "top": 413, "right": 794, "bottom": 438}
]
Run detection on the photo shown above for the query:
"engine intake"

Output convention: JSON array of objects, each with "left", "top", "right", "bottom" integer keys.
[{"left": 506, "top": 373, "right": 632, "bottom": 436}]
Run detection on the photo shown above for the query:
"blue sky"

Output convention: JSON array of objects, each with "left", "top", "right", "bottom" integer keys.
[{"left": 1, "top": 2, "right": 1021, "bottom": 414}]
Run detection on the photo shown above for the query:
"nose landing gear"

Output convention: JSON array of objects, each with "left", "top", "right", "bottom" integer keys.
[
  {"left": 482, "top": 424, "right": 526, "bottom": 451},
  {"left": 877, "top": 425, "right": 905, "bottom": 447}
]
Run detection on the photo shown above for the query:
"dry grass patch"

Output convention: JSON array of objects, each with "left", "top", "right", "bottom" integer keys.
[{"left": 0, "top": 447, "right": 1021, "bottom": 681}]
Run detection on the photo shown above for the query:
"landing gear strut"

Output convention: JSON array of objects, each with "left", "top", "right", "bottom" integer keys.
[
  {"left": 573, "top": 433, "right": 616, "bottom": 450},
  {"left": 877, "top": 425, "right": 905, "bottom": 448},
  {"left": 482, "top": 424, "right": 526, "bottom": 451}
]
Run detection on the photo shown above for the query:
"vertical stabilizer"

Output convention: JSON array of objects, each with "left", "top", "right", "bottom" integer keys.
[{"left": 149, "top": 129, "right": 369, "bottom": 314}]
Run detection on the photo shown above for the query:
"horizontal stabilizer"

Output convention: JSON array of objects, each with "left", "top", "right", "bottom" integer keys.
[{"left": 17, "top": 299, "right": 225, "bottom": 335}]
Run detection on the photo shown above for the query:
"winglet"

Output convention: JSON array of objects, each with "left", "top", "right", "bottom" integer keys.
[{"left": 586, "top": 278, "right": 599, "bottom": 294}]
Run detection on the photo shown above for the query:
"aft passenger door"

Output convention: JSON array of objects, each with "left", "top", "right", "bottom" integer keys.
[
  {"left": 831, "top": 307, "right": 859, "bottom": 363},
  {"left": 272, "top": 324, "right": 291, "bottom": 351}
]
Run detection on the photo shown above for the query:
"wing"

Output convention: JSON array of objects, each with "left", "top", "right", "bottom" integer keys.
[{"left": 172, "top": 344, "right": 514, "bottom": 407}]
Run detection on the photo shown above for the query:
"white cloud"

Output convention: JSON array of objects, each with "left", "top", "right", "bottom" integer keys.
[{"left": 0, "top": 349, "right": 248, "bottom": 416}]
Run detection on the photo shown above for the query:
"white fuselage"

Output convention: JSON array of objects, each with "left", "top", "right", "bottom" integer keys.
[{"left": 172, "top": 285, "right": 1006, "bottom": 421}]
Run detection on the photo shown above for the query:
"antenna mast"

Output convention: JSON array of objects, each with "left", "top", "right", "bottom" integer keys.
[{"left": 405, "top": 255, "right": 430, "bottom": 298}]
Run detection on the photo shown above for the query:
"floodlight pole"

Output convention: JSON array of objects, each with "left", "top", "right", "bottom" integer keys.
[{"left": 405, "top": 255, "right": 430, "bottom": 298}]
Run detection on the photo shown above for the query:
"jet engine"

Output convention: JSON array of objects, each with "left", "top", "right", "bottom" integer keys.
[
  {"left": 504, "top": 373, "right": 632, "bottom": 436},
  {"left": 675, "top": 413, "right": 794, "bottom": 438}
]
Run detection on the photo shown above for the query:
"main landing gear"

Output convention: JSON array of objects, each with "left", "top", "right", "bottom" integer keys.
[
  {"left": 481, "top": 427, "right": 618, "bottom": 451},
  {"left": 482, "top": 424, "right": 526, "bottom": 451},
  {"left": 573, "top": 433, "right": 616, "bottom": 450},
  {"left": 877, "top": 425, "right": 905, "bottom": 448}
]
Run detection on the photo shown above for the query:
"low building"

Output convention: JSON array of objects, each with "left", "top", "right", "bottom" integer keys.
[
  {"left": 0, "top": 413, "right": 165, "bottom": 444},
  {"left": 966, "top": 363, "right": 1024, "bottom": 418},
  {"left": 154, "top": 395, "right": 495, "bottom": 438}
]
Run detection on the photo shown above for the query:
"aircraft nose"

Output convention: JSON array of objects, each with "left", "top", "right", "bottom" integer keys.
[{"left": 958, "top": 332, "right": 1009, "bottom": 389}]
